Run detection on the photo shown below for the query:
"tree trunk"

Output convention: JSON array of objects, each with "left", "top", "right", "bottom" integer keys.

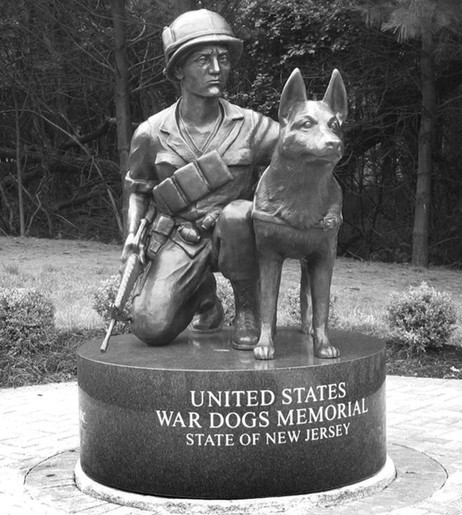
[
  {"left": 14, "top": 96, "right": 25, "bottom": 237},
  {"left": 412, "top": 27, "right": 435, "bottom": 267},
  {"left": 111, "top": 0, "right": 132, "bottom": 237}
]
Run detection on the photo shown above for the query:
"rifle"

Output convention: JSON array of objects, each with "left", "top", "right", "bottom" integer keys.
[
  {"left": 100, "top": 151, "right": 233, "bottom": 352},
  {"left": 100, "top": 202, "right": 157, "bottom": 352}
]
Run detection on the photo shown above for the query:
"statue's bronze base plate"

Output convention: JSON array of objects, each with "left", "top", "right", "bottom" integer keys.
[{"left": 77, "top": 328, "right": 386, "bottom": 500}]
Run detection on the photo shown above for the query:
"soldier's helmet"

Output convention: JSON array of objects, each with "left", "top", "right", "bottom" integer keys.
[{"left": 162, "top": 9, "right": 243, "bottom": 81}]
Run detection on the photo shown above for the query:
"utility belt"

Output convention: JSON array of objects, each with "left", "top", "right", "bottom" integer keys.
[{"left": 146, "top": 150, "right": 233, "bottom": 259}]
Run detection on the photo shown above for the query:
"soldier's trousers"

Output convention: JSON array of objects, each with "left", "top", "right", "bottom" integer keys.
[{"left": 131, "top": 200, "right": 257, "bottom": 345}]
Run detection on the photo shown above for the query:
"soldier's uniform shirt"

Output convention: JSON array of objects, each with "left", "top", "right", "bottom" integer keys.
[{"left": 125, "top": 98, "right": 278, "bottom": 223}]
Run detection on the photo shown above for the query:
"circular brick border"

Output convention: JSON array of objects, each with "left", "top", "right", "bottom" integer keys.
[{"left": 24, "top": 444, "right": 447, "bottom": 514}]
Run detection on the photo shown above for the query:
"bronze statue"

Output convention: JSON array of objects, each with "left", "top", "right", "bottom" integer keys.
[
  {"left": 120, "top": 9, "right": 279, "bottom": 349},
  {"left": 252, "top": 68, "right": 347, "bottom": 360}
]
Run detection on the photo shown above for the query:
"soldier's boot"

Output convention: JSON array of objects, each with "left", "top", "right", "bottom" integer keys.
[
  {"left": 231, "top": 280, "right": 260, "bottom": 350},
  {"left": 191, "top": 275, "right": 224, "bottom": 333}
]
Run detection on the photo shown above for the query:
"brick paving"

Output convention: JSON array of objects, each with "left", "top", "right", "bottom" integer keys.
[{"left": 0, "top": 376, "right": 461, "bottom": 514}]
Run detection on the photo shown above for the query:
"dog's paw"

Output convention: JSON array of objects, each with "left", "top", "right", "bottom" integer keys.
[
  {"left": 254, "top": 343, "right": 275, "bottom": 360},
  {"left": 300, "top": 322, "right": 313, "bottom": 335},
  {"left": 314, "top": 342, "right": 340, "bottom": 359}
]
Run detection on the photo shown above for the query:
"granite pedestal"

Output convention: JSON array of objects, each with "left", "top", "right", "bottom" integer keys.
[{"left": 77, "top": 328, "right": 387, "bottom": 500}]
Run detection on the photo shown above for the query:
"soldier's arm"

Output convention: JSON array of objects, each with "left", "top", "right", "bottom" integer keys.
[
  {"left": 121, "top": 123, "right": 158, "bottom": 263},
  {"left": 121, "top": 193, "right": 150, "bottom": 263},
  {"left": 251, "top": 112, "right": 279, "bottom": 166}
]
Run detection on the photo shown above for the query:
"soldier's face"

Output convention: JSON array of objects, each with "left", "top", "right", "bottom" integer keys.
[{"left": 176, "top": 45, "right": 231, "bottom": 98}]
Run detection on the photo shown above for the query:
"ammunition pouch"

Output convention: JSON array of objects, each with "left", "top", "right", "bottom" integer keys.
[
  {"left": 146, "top": 213, "right": 175, "bottom": 258},
  {"left": 152, "top": 150, "right": 233, "bottom": 215},
  {"left": 147, "top": 151, "right": 231, "bottom": 259}
]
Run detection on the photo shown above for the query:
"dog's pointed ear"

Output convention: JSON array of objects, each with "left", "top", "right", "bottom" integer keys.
[
  {"left": 322, "top": 69, "right": 348, "bottom": 125},
  {"left": 279, "top": 68, "right": 307, "bottom": 123}
]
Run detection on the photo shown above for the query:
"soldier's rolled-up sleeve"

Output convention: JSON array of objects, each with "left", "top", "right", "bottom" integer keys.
[
  {"left": 251, "top": 112, "right": 279, "bottom": 166},
  {"left": 124, "top": 122, "right": 159, "bottom": 194}
]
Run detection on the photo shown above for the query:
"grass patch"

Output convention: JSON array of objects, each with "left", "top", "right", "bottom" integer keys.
[
  {"left": 386, "top": 341, "right": 462, "bottom": 379},
  {"left": 0, "top": 329, "right": 103, "bottom": 388},
  {"left": 3, "top": 263, "right": 21, "bottom": 275}
]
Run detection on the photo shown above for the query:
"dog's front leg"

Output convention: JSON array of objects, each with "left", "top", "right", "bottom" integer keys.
[
  {"left": 308, "top": 257, "right": 339, "bottom": 359},
  {"left": 300, "top": 260, "right": 312, "bottom": 335},
  {"left": 254, "top": 254, "right": 283, "bottom": 360}
]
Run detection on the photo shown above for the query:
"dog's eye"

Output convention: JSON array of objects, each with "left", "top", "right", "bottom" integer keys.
[
  {"left": 329, "top": 120, "right": 340, "bottom": 131},
  {"left": 301, "top": 120, "right": 314, "bottom": 129}
]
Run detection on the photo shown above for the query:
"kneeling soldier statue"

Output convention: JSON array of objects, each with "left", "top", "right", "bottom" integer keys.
[{"left": 120, "top": 9, "right": 278, "bottom": 350}]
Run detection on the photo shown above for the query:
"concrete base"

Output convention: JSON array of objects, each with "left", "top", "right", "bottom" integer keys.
[
  {"left": 74, "top": 455, "right": 395, "bottom": 512},
  {"left": 77, "top": 328, "right": 387, "bottom": 499}
]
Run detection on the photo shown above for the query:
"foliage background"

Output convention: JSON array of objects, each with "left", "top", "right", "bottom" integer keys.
[{"left": 1, "top": 0, "right": 462, "bottom": 265}]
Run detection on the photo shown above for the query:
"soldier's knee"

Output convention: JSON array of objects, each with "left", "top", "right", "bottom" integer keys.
[
  {"left": 131, "top": 313, "right": 178, "bottom": 346},
  {"left": 131, "top": 299, "right": 179, "bottom": 346},
  {"left": 218, "top": 200, "right": 252, "bottom": 231}
]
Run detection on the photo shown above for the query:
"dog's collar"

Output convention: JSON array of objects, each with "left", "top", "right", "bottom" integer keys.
[{"left": 251, "top": 209, "right": 325, "bottom": 230}]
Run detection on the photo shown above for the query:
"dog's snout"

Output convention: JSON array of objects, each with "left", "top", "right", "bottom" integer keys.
[{"left": 325, "top": 140, "right": 342, "bottom": 153}]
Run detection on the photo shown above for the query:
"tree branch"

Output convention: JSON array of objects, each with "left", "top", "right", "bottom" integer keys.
[{"left": 60, "top": 118, "right": 112, "bottom": 150}]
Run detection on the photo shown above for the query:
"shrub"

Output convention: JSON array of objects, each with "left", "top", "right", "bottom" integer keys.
[
  {"left": 0, "top": 328, "right": 100, "bottom": 388},
  {"left": 93, "top": 275, "right": 132, "bottom": 333},
  {"left": 216, "top": 274, "right": 235, "bottom": 326},
  {"left": 0, "top": 287, "right": 56, "bottom": 356},
  {"left": 385, "top": 282, "right": 457, "bottom": 353}
]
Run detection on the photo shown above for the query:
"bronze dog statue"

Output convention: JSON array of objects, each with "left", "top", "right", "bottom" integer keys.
[{"left": 252, "top": 68, "right": 347, "bottom": 360}]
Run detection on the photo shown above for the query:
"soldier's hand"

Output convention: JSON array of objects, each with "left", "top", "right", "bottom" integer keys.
[{"left": 120, "top": 232, "right": 136, "bottom": 266}]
